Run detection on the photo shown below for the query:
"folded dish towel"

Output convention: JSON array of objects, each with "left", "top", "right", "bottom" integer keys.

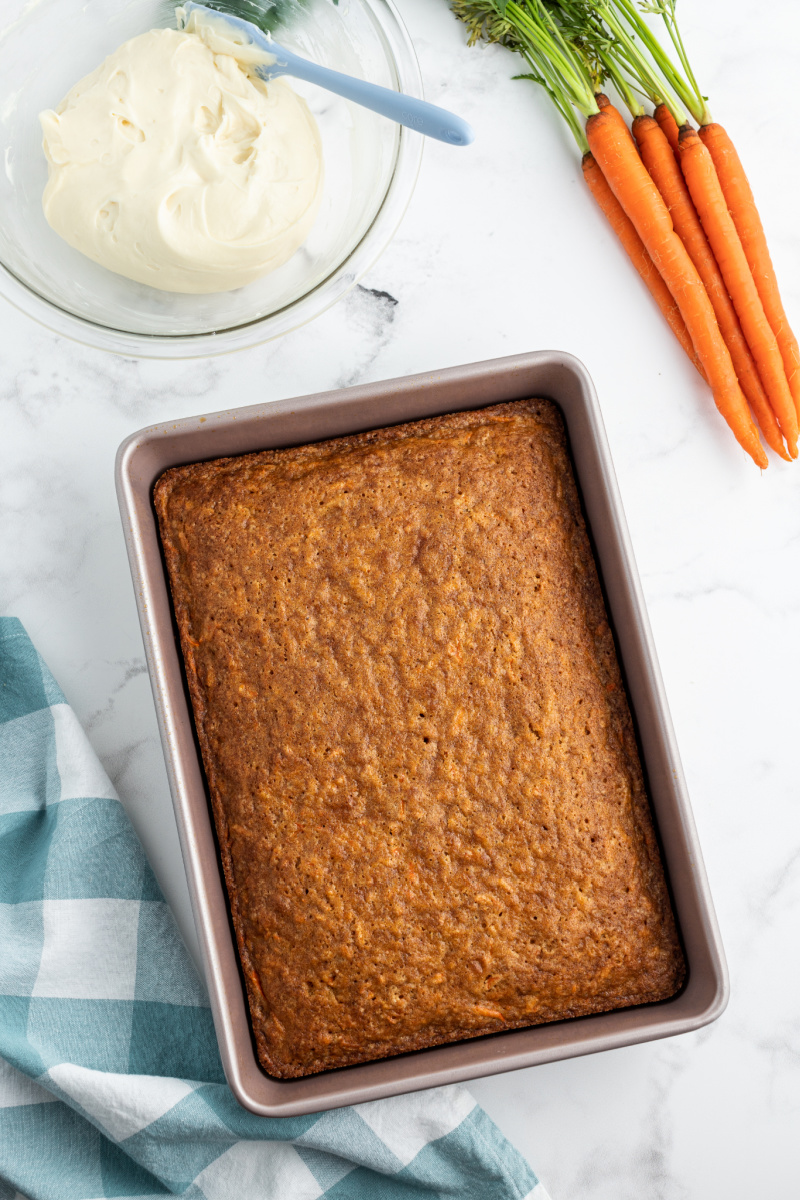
[{"left": 0, "top": 617, "right": 549, "bottom": 1200}]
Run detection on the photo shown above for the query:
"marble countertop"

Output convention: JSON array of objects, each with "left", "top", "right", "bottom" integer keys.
[{"left": 2, "top": 0, "right": 799, "bottom": 1195}]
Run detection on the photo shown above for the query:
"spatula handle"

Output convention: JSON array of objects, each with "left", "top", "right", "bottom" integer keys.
[{"left": 266, "top": 46, "right": 474, "bottom": 146}]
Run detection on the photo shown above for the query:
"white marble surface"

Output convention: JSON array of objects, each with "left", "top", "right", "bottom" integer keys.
[{"left": 2, "top": 0, "right": 799, "bottom": 1194}]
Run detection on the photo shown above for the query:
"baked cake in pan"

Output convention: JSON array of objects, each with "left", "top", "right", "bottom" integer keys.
[{"left": 154, "top": 400, "right": 685, "bottom": 1078}]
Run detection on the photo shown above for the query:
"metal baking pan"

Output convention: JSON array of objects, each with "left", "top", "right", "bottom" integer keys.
[{"left": 115, "top": 351, "right": 728, "bottom": 1116}]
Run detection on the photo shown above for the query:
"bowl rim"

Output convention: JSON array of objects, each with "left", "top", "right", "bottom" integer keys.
[{"left": 0, "top": 0, "right": 424, "bottom": 359}]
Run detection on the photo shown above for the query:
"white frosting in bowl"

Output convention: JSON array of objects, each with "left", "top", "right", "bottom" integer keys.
[{"left": 39, "top": 26, "right": 323, "bottom": 294}]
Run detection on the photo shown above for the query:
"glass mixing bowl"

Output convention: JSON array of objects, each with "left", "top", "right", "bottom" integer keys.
[{"left": 0, "top": 0, "right": 422, "bottom": 357}]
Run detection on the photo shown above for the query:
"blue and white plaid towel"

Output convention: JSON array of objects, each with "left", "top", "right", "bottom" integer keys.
[{"left": 0, "top": 617, "right": 549, "bottom": 1200}]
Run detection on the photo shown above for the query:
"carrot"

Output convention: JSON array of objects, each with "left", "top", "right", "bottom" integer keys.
[
  {"left": 699, "top": 122, "right": 800, "bottom": 424},
  {"left": 633, "top": 115, "right": 792, "bottom": 460},
  {"left": 654, "top": 103, "right": 681, "bottom": 160},
  {"left": 679, "top": 127, "right": 798, "bottom": 456},
  {"left": 586, "top": 107, "right": 767, "bottom": 468},
  {"left": 582, "top": 150, "right": 702, "bottom": 376}
]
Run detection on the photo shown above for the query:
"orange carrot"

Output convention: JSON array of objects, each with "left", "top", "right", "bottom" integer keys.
[
  {"left": 586, "top": 107, "right": 767, "bottom": 468},
  {"left": 654, "top": 103, "right": 681, "bottom": 161},
  {"left": 633, "top": 115, "right": 791, "bottom": 460},
  {"left": 582, "top": 151, "right": 703, "bottom": 375},
  {"left": 679, "top": 127, "right": 798, "bottom": 456},
  {"left": 700, "top": 122, "right": 800, "bottom": 423}
]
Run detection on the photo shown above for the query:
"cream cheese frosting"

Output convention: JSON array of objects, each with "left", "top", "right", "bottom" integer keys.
[{"left": 39, "top": 24, "right": 323, "bottom": 294}]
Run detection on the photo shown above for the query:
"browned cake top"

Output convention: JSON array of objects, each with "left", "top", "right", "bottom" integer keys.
[{"left": 154, "top": 400, "right": 684, "bottom": 1078}]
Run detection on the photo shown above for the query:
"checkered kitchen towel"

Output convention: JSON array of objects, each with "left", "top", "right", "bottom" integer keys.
[{"left": 0, "top": 617, "right": 549, "bottom": 1200}]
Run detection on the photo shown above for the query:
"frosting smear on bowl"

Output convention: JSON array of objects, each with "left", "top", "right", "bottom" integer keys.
[{"left": 39, "top": 23, "right": 323, "bottom": 294}]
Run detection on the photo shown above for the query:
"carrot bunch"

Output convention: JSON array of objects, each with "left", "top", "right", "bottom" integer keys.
[{"left": 450, "top": 0, "right": 799, "bottom": 467}]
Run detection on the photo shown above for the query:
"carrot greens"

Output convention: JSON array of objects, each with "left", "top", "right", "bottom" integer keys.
[
  {"left": 452, "top": 0, "right": 598, "bottom": 150},
  {"left": 635, "top": 0, "right": 711, "bottom": 125}
]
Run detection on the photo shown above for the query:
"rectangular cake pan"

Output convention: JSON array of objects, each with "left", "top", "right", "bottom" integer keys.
[{"left": 116, "top": 350, "right": 728, "bottom": 1116}]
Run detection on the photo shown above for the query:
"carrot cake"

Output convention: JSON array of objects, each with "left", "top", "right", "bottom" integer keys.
[{"left": 154, "top": 400, "right": 685, "bottom": 1078}]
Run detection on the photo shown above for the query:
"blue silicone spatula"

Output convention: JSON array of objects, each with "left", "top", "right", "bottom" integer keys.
[{"left": 178, "top": 1, "right": 475, "bottom": 146}]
